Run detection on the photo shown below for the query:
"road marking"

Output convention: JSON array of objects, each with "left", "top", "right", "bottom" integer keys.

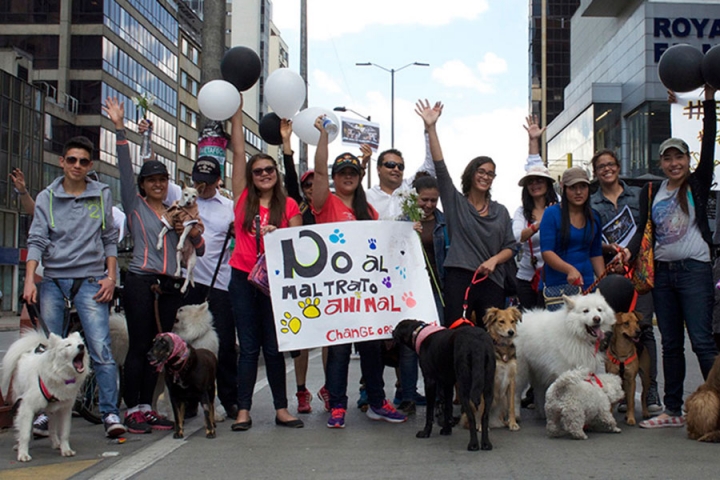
[{"left": 3, "top": 459, "right": 100, "bottom": 480}]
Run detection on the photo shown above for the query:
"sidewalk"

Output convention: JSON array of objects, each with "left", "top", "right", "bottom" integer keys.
[{"left": 0, "top": 314, "right": 20, "bottom": 332}]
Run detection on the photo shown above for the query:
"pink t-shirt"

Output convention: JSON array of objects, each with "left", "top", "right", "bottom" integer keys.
[
  {"left": 229, "top": 189, "right": 301, "bottom": 273},
  {"left": 312, "top": 193, "right": 379, "bottom": 223}
]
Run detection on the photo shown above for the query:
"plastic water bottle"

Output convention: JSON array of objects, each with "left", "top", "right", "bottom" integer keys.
[{"left": 322, "top": 117, "right": 338, "bottom": 135}]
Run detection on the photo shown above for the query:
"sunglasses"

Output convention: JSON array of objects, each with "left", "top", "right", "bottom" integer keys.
[
  {"left": 252, "top": 166, "right": 276, "bottom": 176},
  {"left": 301, "top": 182, "right": 313, "bottom": 189},
  {"left": 64, "top": 156, "right": 92, "bottom": 167},
  {"left": 382, "top": 161, "right": 405, "bottom": 171}
]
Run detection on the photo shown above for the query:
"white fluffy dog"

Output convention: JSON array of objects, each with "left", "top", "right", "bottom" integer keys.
[
  {"left": 515, "top": 292, "right": 616, "bottom": 416},
  {"left": 173, "top": 302, "right": 218, "bottom": 356},
  {"left": 545, "top": 367, "right": 624, "bottom": 439},
  {"left": 1, "top": 330, "right": 89, "bottom": 462}
]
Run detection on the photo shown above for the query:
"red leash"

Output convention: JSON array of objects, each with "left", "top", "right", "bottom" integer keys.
[{"left": 459, "top": 267, "right": 488, "bottom": 324}]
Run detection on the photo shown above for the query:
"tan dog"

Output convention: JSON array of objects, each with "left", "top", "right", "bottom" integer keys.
[
  {"left": 685, "top": 355, "right": 720, "bottom": 442},
  {"left": 604, "top": 311, "right": 650, "bottom": 425},
  {"left": 483, "top": 306, "right": 522, "bottom": 431}
]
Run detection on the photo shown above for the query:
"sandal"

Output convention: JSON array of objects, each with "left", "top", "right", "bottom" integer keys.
[{"left": 638, "top": 414, "right": 685, "bottom": 429}]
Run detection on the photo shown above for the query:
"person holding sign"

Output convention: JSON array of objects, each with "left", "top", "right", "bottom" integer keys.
[
  {"left": 228, "top": 98, "right": 304, "bottom": 431},
  {"left": 589, "top": 149, "right": 662, "bottom": 414},
  {"left": 312, "top": 115, "right": 407, "bottom": 429}
]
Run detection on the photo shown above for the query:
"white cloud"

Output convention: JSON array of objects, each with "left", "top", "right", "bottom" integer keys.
[
  {"left": 311, "top": 69, "right": 344, "bottom": 95},
  {"left": 432, "top": 54, "right": 507, "bottom": 93},
  {"left": 271, "top": 0, "right": 489, "bottom": 39}
]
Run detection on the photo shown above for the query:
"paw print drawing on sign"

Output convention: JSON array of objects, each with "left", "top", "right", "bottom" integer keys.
[
  {"left": 280, "top": 312, "right": 302, "bottom": 334},
  {"left": 368, "top": 238, "right": 377, "bottom": 250},
  {"left": 395, "top": 266, "right": 407, "bottom": 279},
  {"left": 402, "top": 292, "right": 417, "bottom": 308},
  {"left": 381, "top": 276, "right": 392, "bottom": 288},
  {"left": 298, "top": 298, "right": 321, "bottom": 318},
  {"left": 329, "top": 229, "right": 346, "bottom": 244}
]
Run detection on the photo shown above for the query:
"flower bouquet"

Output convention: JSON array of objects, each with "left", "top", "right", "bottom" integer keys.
[{"left": 133, "top": 92, "right": 155, "bottom": 161}]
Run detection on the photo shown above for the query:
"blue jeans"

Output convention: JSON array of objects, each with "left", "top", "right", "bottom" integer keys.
[
  {"left": 229, "top": 268, "right": 287, "bottom": 411},
  {"left": 326, "top": 340, "right": 386, "bottom": 410},
  {"left": 40, "top": 277, "right": 119, "bottom": 417},
  {"left": 652, "top": 260, "right": 718, "bottom": 415}
]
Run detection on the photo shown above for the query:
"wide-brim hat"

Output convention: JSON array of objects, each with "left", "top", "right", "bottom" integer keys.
[{"left": 518, "top": 165, "right": 555, "bottom": 187}]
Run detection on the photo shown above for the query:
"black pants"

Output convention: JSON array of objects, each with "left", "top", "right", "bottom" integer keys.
[
  {"left": 184, "top": 283, "right": 238, "bottom": 411},
  {"left": 516, "top": 278, "right": 544, "bottom": 311},
  {"left": 123, "top": 272, "right": 184, "bottom": 409},
  {"left": 443, "top": 267, "right": 506, "bottom": 327}
]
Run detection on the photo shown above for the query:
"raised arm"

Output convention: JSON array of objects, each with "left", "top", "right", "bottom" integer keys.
[
  {"left": 415, "top": 99, "right": 444, "bottom": 162},
  {"left": 102, "top": 97, "right": 137, "bottom": 215},
  {"left": 281, "top": 119, "right": 302, "bottom": 204},
  {"left": 524, "top": 115, "right": 545, "bottom": 156},
  {"left": 312, "top": 116, "right": 331, "bottom": 211},
  {"left": 10, "top": 167, "right": 36, "bottom": 215},
  {"left": 230, "top": 96, "right": 246, "bottom": 202}
]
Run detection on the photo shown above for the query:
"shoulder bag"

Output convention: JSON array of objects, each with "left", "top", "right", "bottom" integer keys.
[
  {"left": 631, "top": 183, "right": 654, "bottom": 294},
  {"left": 248, "top": 214, "right": 270, "bottom": 296}
]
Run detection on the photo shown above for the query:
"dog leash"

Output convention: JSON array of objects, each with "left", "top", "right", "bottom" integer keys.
[
  {"left": 581, "top": 255, "right": 623, "bottom": 295},
  {"left": 205, "top": 224, "right": 234, "bottom": 301},
  {"left": 461, "top": 267, "right": 488, "bottom": 322}
]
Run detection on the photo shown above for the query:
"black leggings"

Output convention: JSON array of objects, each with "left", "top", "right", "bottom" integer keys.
[
  {"left": 123, "top": 272, "right": 184, "bottom": 409},
  {"left": 443, "top": 267, "right": 506, "bottom": 327}
]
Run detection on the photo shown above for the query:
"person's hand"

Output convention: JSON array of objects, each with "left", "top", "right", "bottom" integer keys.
[
  {"left": 94, "top": 278, "right": 115, "bottom": 303},
  {"left": 667, "top": 89, "right": 677, "bottom": 104},
  {"left": 23, "top": 280, "right": 38, "bottom": 305},
  {"left": 415, "top": 99, "right": 443, "bottom": 128},
  {"left": 9, "top": 167, "right": 27, "bottom": 194},
  {"left": 524, "top": 115, "right": 546, "bottom": 141},
  {"left": 412, "top": 221, "right": 423, "bottom": 234},
  {"left": 359, "top": 144, "right": 372, "bottom": 169},
  {"left": 280, "top": 118, "right": 293, "bottom": 141},
  {"left": 139, "top": 118, "right": 154, "bottom": 134},
  {"left": 477, "top": 257, "right": 499, "bottom": 277},
  {"left": 705, "top": 84, "right": 717, "bottom": 100},
  {"left": 260, "top": 225, "right": 278, "bottom": 235},
  {"left": 313, "top": 115, "right": 329, "bottom": 136},
  {"left": 102, "top": 97, "right": 125, "bottom": 129},
  {"left": 566, "top": 267, "right": 583, "bottom": 286}
]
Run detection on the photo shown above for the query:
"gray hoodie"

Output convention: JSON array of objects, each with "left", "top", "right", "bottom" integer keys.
[{"left": 27, "top": 176, "right": 118, "bottom": 279}]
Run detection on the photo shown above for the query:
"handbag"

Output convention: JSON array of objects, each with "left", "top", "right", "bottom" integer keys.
[
  {"left": 542, "top": 283, "right": 581, "bottom": 311},
  {"left": 248, "top": 214, "right": 270, "bottom": 296},
  {"left": 631, "top": 183, "right": 654, "bottom": 294}
]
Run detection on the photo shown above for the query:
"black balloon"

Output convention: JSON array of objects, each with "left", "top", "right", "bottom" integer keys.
[
  {"left": 596, "top": 275, "right": 635, "bottom": 314},
  {"left": 221, "top": 46, "right": 262, "bottom": 92},
  {"left": 702, "top": 45, "right": 720, "bottom": 90},
  {"left": 658, "top": 44, "right": 705, "bottom": 93},
  {"left": 259, "top": 113, "right": 283, "bottom": 145}
]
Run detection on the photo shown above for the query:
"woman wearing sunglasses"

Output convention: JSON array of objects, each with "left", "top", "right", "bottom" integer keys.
[
  {"left": 228, "top": 98, "right": 304, "bottom": 431},
  {"left": 417, "top": 100, "right": 517, "bottom": 325}
]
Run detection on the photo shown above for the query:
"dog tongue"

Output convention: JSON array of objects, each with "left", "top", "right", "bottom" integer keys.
[{"left": 594, "top": 328, "right": 605, "bottom": 340}]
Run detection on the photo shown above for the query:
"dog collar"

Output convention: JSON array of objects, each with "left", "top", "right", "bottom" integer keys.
[
  {"left": 584, "top": 372, "right": 604, "bottom": 388},
  {"left": 414, "top": 324, "right": 445, "bottom": 355},
  {"left": 38, "top": 377, "right": 58, "bottom": 403}
]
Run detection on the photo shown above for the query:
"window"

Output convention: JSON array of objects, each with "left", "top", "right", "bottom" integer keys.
[
  {"left": 0, "top": 36, "right": 58, "bottom": 69},
  {"left": 72, "top": 0, "right": 103, "bottom": 23},
  {"left": 181, "top": 37, "right": 200, "bottom": 65},
  {"left": 181, "top": 70, "right": 198, "bottom": 96},
  {"left": 180, "top": 103, "right": 198, "bottom": 128},
  {"left": 0, "top": 0, "right": 60, "bottom": 23},
  {"left": 179, "top": 136, "right": 196, "bottom": 159},
  {"left": 71, "top": 35, "right": 102, "bottom": 69}
]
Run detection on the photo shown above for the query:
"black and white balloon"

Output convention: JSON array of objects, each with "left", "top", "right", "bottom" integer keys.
[{"left": 658, "top": 44, "right": 705, "bottom": 92}]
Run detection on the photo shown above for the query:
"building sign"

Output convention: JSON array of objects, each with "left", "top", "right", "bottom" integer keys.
[{"left": 653, "top": 16, "right": 720, "bottom": 62}]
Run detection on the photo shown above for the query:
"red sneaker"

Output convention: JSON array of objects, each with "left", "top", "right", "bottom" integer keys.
[
  {"left": 297, "top": 389, "right": 312, "bottom": 414},
  {"left": 317, "top": 385, "right": 330, "bottom": 412}
]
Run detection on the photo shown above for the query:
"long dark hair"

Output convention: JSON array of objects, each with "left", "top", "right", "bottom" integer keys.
[
  {"left": 350, "top": 185, "right": 374, "bottom": 221},
  {"left": 559, "top": 186, "right": 594, "bottom": 253},
  {"left": 521, "top": 178, "right": 557, "bottom": 223},
  {"left": 461, "top": 156, "right": 495, "bottom": 196},
  {"left": 242, "top": 154, "right": 288, "bottom": 232}
]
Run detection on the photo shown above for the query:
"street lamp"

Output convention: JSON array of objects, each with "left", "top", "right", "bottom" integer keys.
[
  {"left": 333, "top": 106, "right": 371, "bottom": 122},
  {"left": 355, "top": 61, "right": 429, "bottom": 148}
]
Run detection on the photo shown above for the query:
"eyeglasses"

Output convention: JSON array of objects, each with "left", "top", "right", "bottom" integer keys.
[
  {"left": 476, "top": 168, "right": 496, "bottom": 179},
  {"left": 252, "top": 166, "right": 276, "bottom": 176},
  {"left": 301, "top": 182, "right": 313, "bottom": 189},
  {"left": 595, "top": 162, "right": 618, "bottom": 172},
  {"left": 64, "top": 156, "right": 92, "bottom": 167},
  {"left": 382, "top": 161, "right": 405, "bottom": 171}
]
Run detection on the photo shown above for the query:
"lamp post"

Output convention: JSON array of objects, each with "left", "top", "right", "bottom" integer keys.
[
  {"left": 333, "top": 107, "right": 373, "bottom": 188},
  {"left": 355, "top": 61, "right": 429, "bottom": 148}
]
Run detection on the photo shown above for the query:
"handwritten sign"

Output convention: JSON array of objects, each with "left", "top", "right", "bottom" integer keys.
[{"left": 264, "top": 221, "right": 439, "bottom": 351}]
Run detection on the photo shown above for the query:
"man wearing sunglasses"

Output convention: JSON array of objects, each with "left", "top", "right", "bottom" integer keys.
[{"left": 24, "top": 136, "right": 126, "bottom": 438}]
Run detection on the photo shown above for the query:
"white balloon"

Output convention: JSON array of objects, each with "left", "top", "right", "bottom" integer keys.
[
  {"left": 197, "top": 80, "right": 241, "bottom": 121},
  {"left": 265, "top": 68, "right": 307, "bottom": 119},
  {"left": 292, "top": 107, "right": 340, "bottom": 146}
]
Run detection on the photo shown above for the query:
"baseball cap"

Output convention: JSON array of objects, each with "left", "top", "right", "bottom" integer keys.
[
  {"left": 192, "top": 156, "right": 221, "bottom": 184},
  {"left": 518, "top": 164, "right": 555, "bottom": 187},
  {"left": 138, "top": 160, "right": 169, "bottom": 180},
  {"left": 561, "top": 167, "right": 590, "bottom": 187},
  {"left": 331, "top": 153, "right": 363, "bottom": 176},
  {"left": 300, "top": 169, "right": 315, "bottom": 185},
  {"left": 659, "top": 138, "right": 689, "bottom": 156}
]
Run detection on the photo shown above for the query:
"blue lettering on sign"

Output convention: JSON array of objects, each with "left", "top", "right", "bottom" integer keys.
[{"left": 654, "top": 17, "right": 720, "bottom": 39}]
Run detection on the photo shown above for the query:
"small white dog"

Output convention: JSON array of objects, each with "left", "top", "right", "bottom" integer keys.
[
  {"left": 515, "top": 292, "right": 616, "bottom": 416},
  {"left": 1, "top": 330, "right": 89, "bottom": 462},
  {"left": 156, "top": 184, "right": 203, "bottom": 294},
  {"left": 545, "top": 367, "right": 624, "bottom": 439},
  {"left": 173, "top": 302, "right": 219, "bottom": 356}
]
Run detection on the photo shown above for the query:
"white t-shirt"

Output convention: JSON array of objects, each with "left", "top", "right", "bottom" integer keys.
[{"left": 653, "top": 180, "right": 710, "bottom": 262}]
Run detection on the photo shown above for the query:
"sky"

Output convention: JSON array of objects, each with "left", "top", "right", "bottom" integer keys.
[{"left": 270, "top": 0, "right": 531, "bottom": 213}]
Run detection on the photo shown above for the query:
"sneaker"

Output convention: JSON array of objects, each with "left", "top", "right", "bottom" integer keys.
[
  {"left": 327, "top": 406, "right": 346, "bottom": 428},
  {"left": 33, "top": 414, "right": 49, "bottom": 438},
  {"left": 297, "top": 389, "right": 313, "bottom": 414},
  {"left": 125, "top": 411, "right": 152, "bottom": 434},
  {"left": 357, "top": 386, "right": 369, "bottom": 412},
  {"left": 413, "top": 393, "right": 427, "bottom": 406},
  {"left": 366, "top": 400, "right": 407, "bottom": 423},
  {"left": 397, "top": 400, "right": 416, "bottom": 415},
  {"left": 639, "top": 414, "right": 686, "bottom": 428},
  {"left": 317, "top": 385, "right": 330, "bottom": 412},
  {"left": 144, "top": 410, "right": 174, "bottom": 430},
  {"left": 103, "top": 413, "right": 127, "bottom": 438},
  {"left": 617, "top": 399, "right": 628, "bottom": 413},
  {"left": 647, "top": 388, "right": 664, "bottom": 413}
]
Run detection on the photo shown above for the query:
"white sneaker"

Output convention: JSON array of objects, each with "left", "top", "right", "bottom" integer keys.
[{"left": 104, "top": 413, "right": 127, "bottom": 438}]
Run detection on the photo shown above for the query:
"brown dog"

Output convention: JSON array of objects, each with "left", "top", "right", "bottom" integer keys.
[
  {"left": 685, "top": 355, "right": 720, "bottom": 442},
  {"left": 483, "top": 307, "right": 522, "bottom": 431},
  {"left": 604, "top": 311, "right": 650, "bottom": 425}
]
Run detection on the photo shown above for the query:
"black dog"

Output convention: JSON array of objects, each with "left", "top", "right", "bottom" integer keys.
[
  {"left": 148, "top": 332, "right": 217, "bottom": 439},
  {"left": 393, "top": 319, "right": 496, "bottom": 451}
]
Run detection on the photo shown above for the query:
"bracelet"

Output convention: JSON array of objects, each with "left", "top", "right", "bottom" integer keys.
[
  {"left": 14, "top": 188, "right": 28, "bottom": 195},
  {"left": 106, "top": 277, "right": 116, "bottom": 283},
  {"left": 530, "top": 223, "right": 539, "bottom": 233}
]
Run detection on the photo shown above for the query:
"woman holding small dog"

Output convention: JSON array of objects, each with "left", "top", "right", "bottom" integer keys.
[
  {"left": 104, "top": 97, "right": 205, "bottom": 434},
  {"left": 229, "top": 99, "right": 304, "bottom": 431},
  {"left": 628, "top": 85, "right": 719, "bottom": 429}
]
